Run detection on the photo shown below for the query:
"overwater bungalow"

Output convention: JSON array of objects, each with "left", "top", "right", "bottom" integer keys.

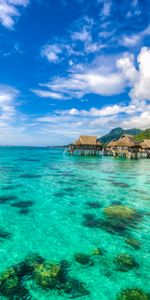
[
  {"left": 68, "top": 135, "right": 102, "bottom": 156},
  {"left": 106, "top": 134, "right": 150, "bottom": 159},
  {"left": 139, "top": 139, "right": 150, "bottom": 158},
  {"left": 105, "top": 139, "right": 118, "bottom": 155},
  {"left": 105, "top": 134, "right": 139, "bottom": 158},
  {"left": 114, "top": 134, "right": 140, "bottom": 159}
]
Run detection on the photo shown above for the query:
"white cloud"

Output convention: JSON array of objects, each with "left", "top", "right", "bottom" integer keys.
[
  {"left": 71, "top": 27, "right": 92, "bottom": 42},
  {"left": 117, "top": 53, "right": 138, "bottom": 83},
  {"left": 121, "top": 35, "right": 140, "bottom": 47},
  {"left": 70, "top": 16, "right": 93, "bottom": 42},
  {"left": 41, "top": 44, "right": 63, "bottom": 63},
  {"left": 56, "top": 105, "right": 125, "bottom": 117},
  {"left": 118, "top": 47, "right": 150, "bottom": 102},
  {"left": 34, "top": 66, "right": 125, "bottom": 99},
  {"left": 0, "top": 0, "right": 29, "bottom": 29},
  {"left": 120, "top": 25, "right": 150, "bottom": 48},
  {"left": 0, "top": 84, "right": 19, "bottom": 119},
  {"left": 32, "top": 89, "right": 64, "bottom": 99},
  {"left": 102, "top": 1, "right": 111, "bottom": 17},
  {"left": 131, "top": 0, "right": 138, "bottom": 7},
  {"left": 122, "top": 110, "right": 150, "bottom": 129},
  {"left": 40, "top": 17, "right": 99, "bottom": 64},
  {"left": 85, "top": 42, "right": 104, "bottom": 53}
]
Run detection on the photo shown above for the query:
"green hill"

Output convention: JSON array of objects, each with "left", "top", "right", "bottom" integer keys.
[
  {"left": 99, "top": 127, "right": 141, "bottom": 144},
  {"left": 134, "top": 128, "right": 150, "bottom": 142}
]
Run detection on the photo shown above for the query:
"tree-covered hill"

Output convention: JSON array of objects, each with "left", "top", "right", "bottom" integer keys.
[
  {"left": 99, "top": 127, "right": 142, "bottom": 144},
  {"left": 134, "top": 128, "right": 150, "bottom": 142}
]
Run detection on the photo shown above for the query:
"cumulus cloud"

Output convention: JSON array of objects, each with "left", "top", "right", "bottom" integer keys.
[
  {"left": 121, "top": 110, "right": 150, "bottom": 129},
  {"left": 118, "top": 47, "right": 150, "bottom": 102},
  {"left": 0, "top": 0, "right": 29, "bottom": 29}
]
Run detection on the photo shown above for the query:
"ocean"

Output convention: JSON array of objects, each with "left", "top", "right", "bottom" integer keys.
[{"left": 0, "top": 147, "right": 149, "bottom": 299}]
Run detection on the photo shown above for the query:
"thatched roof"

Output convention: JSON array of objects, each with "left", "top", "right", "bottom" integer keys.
[
  {"left": 107, "top": 139, "right": 118, "bottom": 148},
  {"left": 74, "top": 136, "right": 101, "bottom": 146},
  {"left": 116, "top": 134, "right": 137, "bottom": 147},
  {"left": 140, "top": 139, "right": 150, "bottom": 149}
]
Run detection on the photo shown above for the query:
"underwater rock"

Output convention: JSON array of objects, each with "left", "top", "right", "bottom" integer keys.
[
  {"left": 82, "top": 217, "right": 100, "bottom": 228},
  {"left": 98, "top": 218, "right": 128, "bottom": 235},
  {"left": 83, "top": 213, "right": 96, "bottom": 220},
  {"left": 19, "top": 158, "right": 40, "bottom": 162},
  {"left": 20, "top": 174, "right": 42, "bottom": 178},
  {"left": 14, "top": 254, "right": 45, "bottom": 279},
  {"left": 0, "top": 228, "right": 11, "bottom": 240},
  {"left": 11, "top": 201, "right": 34, "bottom": 208},
  {"left": 83, "top": 206, "right": 140, "bottom": 235},
  {"left": 25, "top": 254, "right": 45, "bottom": 273},
  {"left": 117, "top": 288, "right": 150, "bottom": 300},
  {"left": 82, "top": 212, "right": 128, "bottom": 236},
  {"left": 82, "top": 212, "right": 100, "bottom": 228},
  {"left": 111, "top": 181, "right": 129, "bottom": 188},
  {"left": 82, "top": 212, "right": 102, "bottom": 227},
  {"left": 19, "top": 208, "right": 31, "bottom": 215},
  {"left": 111, "top": 201, "right": 121, "bottom": 206},
  {"left": 104, "top": 205, "right": 138, "bottom": 221},
  {"left": 100, "top": 256, "right": 115, "bottom": 277},
  {"left": 86, "top": 201, "right": 102, "bottom": 208},
  {"left": 74, "top": 253, "right": 93, "bottom": 266},
  {"left": 63, "top": 187, "right": 75, "bottom": 192},
  {"left": 34, "top": 262, "right": 62, "bottom": 289},
  {"left": 0, "top": 266, "right": 30, "bottom": 298},
  {"left": 125, "top": 238, "right": 141, "bottom": 250},
  {"left": 91, "top": 247, "right": 104, "bottom": 256},
  {"left": 0, "top": 195, "right": 18, "bottom": 204},
  {"left": 114, "top": 254, "right": 139, "bottom": 272},
  {"left": 61, "top": 172, "right": 75, "bottom": 177},
  {"left": 54, "top": 192, "right": 65, "bottom": 197},
  {"left": 0, "top": 254, "right": 89, "bottom": 298},
  {"left": 103, "top": 205, "right": 140, "bottom": 232},
  {"left": 2, "top": 184, "right": 23, "bottom": 190},
  {"left": 63, "top": 278, "right": 90, "bottom": 298},
  {"left": 58, "top": 260, "right": 70, "bottom": 284}
]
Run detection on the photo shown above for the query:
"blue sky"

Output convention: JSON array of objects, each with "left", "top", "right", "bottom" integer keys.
[{"left": 0, "top": 0, "right": 150, "bottom": 145}]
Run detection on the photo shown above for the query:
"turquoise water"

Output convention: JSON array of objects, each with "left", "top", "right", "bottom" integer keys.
[{"left": 0, "top": 147, "right": 149, "bottom": 299}]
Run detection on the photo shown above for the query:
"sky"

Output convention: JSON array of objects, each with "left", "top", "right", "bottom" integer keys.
[{"left": 0, "top": 0, "right": 150, "bottom": 146}]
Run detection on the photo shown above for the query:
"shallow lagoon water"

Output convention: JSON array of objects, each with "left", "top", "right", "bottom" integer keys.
[{"left": 0, "top": 147, "right": 149, "bottom": 299}]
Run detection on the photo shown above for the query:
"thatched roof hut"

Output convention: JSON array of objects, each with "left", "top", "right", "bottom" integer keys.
[
  {"left": 69, "top": 135, "right": 102, "bottom": 156},
  {"left": 116, "top": 134, "right": 137, "bottom": 147},
  {"left": 74, "top": 136, "right": 102, "bottom": 146},
  {"left": 140, "top": 139, "right": 150, "bottom": 149},
  {"left": 107, "top": 139, "right": 118, "bottom": 148}
]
